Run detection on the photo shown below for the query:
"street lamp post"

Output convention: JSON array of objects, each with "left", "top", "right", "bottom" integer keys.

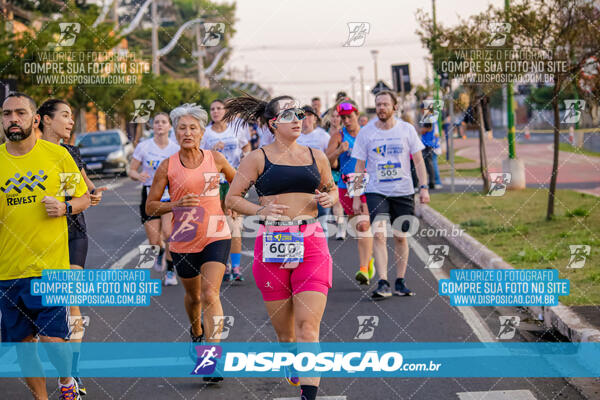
[
  {"left": 151, "top": 0, "right": 159, "bottom": 75},
  {"left": 358, "top": 66, "right": 365, "bottom": 111},
  {"left": 370, "top": 49, "right": 379, "bottom": 84},
  {"left": 350, "top": 76, "right": 356, "bottom": 101}
]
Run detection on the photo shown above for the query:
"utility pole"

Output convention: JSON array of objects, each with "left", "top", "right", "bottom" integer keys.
[
  {"left": 112, "top": 0, "right": 119, "bottom": 30},
  {"left": 350, "top": 76, "right": 356, "bottom": 101},
  {"left": 151, "top": 0, "right": 159, "bottom": 75},
  {"left": 195, "top": 24, "right": 205, "bottom": 87},
  {"left": 358, "top": 66, "right": 365, "bottom": 111},
  {"left": 505, "top": 0, "right": 516, "bottom": 159},
  {"left": 501, "top": 0, "right": 525, "bottom": 189},
  {"left": 432, "top": 0, "right": 442, "bottom": 135}
]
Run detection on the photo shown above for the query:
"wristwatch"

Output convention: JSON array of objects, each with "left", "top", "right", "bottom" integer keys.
[
  {"left": 419, "top": 185, "right": 429, "bottom": 190},
  {"left": 65, "top": 201, "right": 73, "bottom": 216}
]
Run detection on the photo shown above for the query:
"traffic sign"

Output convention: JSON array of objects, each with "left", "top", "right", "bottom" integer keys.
[{"left": 391, "top": 64, "right": 411, "bottom": 94}]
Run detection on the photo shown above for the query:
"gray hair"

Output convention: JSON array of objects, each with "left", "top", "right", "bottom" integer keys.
[{"left": 169, "top": 103, "right": 208, "bottom": 130}]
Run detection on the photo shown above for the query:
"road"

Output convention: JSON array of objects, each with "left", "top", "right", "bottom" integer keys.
[{"left": 0, "top": 177, "right": 588, "bottom": 399}]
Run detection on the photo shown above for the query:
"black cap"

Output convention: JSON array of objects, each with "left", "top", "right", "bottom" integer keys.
[{"left": 302, "top": 105, "right": 321, "bottom": 125}]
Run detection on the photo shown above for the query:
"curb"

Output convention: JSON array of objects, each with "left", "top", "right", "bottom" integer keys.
[{"left": 417, "top": 204, "right": 600, "bottom": 343}]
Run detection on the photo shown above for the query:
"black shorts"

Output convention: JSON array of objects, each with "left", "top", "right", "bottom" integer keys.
[
  {"left": 365, "top": 193, "right": 415, "bottom": 232},
  {"left": 68, "top": 236, "right": 88, "bottom": 267},
  {"left": 140, "top": 186, "right": 161, "bottom": 224},
  {"left": 171, "top": 239, "right": 232, "bottom": 279}
]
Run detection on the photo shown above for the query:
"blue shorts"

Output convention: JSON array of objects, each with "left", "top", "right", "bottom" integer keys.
[{"left": 0, "top": 278, "right": 70, "bottom": 342}]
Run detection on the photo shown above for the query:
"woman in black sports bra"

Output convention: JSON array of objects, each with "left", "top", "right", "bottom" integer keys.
[{"left": 224, "top": 95, "right": 338, "bottom": 400}]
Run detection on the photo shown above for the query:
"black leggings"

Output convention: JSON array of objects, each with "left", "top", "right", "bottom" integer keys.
[{"left": 171, "top": 239, "right": 231, "bottom": 279}]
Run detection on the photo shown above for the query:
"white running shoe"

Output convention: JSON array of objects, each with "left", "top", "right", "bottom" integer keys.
[
  {"left": 164, "top": 270, "right": 178, "bottom": 286},
  {"left": 335, "top": 220, "right": 347, "bottom": 240}
]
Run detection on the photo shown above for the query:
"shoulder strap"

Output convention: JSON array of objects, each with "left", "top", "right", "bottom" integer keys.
[
  {"left": 260, "top": 147, "right": 270, "bottom": 165},
  {"left": 308, "top": 147, "right": 316, "bottom": 163}
]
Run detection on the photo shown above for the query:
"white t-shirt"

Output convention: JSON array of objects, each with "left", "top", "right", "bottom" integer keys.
[
  {"left": 296, "top": 127, "right": 330, "bottom": 153},
  {"left": 132, "top": 138, "right": 180, "bottom": 186},
  {"left": 351, "top": 119, "right": 425, "bottom": 197},
  {"left": 200, "top": 124, "right": 249, "bottom": 169},
  {"left": 257, "top": 124, "right": 274, "bottom": 148}
]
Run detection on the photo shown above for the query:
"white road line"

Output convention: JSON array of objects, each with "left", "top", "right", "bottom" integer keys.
[
  {"left": 457, "top": 390, "right": 537, "bottom": 400},
  {"left": 104, "top": 180, "right": 127, "bottom": 191},
  {"left": 409, "top": 237, "right": 497, "bottom": 343},
  {"left": 241, "top": 250, "right": 254, "bottom": 257},
  {"left": 110, "top": 240, "right": 148, "bottom": 269}
]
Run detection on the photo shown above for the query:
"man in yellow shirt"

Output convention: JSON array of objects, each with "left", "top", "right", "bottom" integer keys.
[{"left": 0, "top": 92, "right": 90, "bottom": 400}]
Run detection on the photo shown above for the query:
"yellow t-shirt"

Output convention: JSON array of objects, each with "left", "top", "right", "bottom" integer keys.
[{"left": 0, "top": 139, "right": 88, "bottom": 280}]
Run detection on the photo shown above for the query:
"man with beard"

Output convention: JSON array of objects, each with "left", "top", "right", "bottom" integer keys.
[
  {"left": 0, "top": 92, "right": 90, "bottom": 400},
  {"left": 351, "top": 90, "right": 430, "bottom": 299}
]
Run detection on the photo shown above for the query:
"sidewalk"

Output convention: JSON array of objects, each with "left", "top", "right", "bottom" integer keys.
[{"left": 439, "top": 137, "right": 600, "bottom": 196}]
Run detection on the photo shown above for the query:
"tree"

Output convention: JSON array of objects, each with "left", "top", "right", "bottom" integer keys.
[
  {"left": 416, "top": 5, "right": 505, "bottom": 193},
  {"left": 507, "top": 0, "right": 600, "bottom": 219}
]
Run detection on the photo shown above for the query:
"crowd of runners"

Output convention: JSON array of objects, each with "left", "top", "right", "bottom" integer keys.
[{"left": 0, "top": 89, "right": 431, "bottom": 400}]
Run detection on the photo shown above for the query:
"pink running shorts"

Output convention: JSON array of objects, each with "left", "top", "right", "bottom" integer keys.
[{"left": 252, "top": 222, "right": 333, "bottom": 301}]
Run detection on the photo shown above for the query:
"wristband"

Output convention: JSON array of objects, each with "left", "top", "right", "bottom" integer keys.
[
  {"left": 65, "top": 201, "right": 73, "bottom": 216},
  {"left": 419, "top": 185, "right": 429, "bottom": 190},
  {"left": 256, "top": 205, "right": 266, "bottom": 215}
]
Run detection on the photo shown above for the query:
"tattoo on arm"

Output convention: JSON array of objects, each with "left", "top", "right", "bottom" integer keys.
[
  {"left": 240, "top": 180, "right": 255, "bottom": 198},
  {"left": 320, "top": 181, "right": 335, "bottom": 192}
]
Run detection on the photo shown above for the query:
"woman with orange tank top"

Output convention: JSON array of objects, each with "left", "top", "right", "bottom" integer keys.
[{"left": 145, "top": 103, "right": 236, "bottom": 384}]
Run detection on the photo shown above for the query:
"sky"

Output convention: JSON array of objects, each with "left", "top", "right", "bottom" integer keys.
[{"left": 222, "top": 0, "right": 504, "bottom": 108}]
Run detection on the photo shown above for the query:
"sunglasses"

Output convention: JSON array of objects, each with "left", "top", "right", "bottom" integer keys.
[
  {"left": 271, "top": 108, "right": 306, "bottom": 123},
  {"left": 336, "top": 102, "right": 357, "bottom": 114}
]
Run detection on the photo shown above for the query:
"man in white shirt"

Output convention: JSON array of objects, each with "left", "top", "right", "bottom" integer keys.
[
  {"left": 351, "top": 90, "right": 430, "bottom": 299},
  {"left": 296, "top": 105, "right": 329, "bottom": 152}
]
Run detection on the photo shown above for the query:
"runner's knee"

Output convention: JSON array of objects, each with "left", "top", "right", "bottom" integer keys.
[
  {"left": 356, "top": 220, "right": 370, "bottom": 232},
  {"left": 296, "top": 319, "right": 319, "bottom": 342},
  {"left": 201, "top": 289, "right": 220, "bottom": 307},
  {"left": 185, "top": 291, "right": 202, "bottom": 305}
]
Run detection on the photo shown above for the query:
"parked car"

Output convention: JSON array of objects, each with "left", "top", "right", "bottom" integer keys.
[{"left": 76, "top": 130, "right": 134, "bottom": 176}]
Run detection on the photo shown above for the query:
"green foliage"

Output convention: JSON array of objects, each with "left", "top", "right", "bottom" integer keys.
[{"left": 1, "top": 0, "right": 237, "bottom": 127}]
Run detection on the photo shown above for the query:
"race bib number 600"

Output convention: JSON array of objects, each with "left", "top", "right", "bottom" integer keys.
[
  {"left": 263, "top": 232, "right": 304, "bottom": 264},
  {"left": 377, "top": 161, "right": 402, "bottom": 182}
]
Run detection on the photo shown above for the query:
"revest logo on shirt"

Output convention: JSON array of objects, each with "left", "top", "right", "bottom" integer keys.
[
  {"left": 1, "top": 170, "right": 48, "bottom": 207},
  {"left": 1, "top": 170, "right": 47, "bottom": 193}
]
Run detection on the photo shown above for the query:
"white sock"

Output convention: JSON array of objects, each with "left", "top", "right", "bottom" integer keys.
[{"left": 59, "top": 377, "right": 74, "bottom": 387}]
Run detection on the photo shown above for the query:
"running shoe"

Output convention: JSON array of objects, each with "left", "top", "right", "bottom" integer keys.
[
  {"left": 164, "top": 270, "right": 178, "bottom": 286},
  {"left": 335, "top": 221, "right": 347, "bottom": 240},
  {"left": 74, "top": 377, "right": 86, "bottom": 396},
  {"left": 188, "top": 324, "right": 204, "bottom": 361},
  {"left": 371, "top": 279, "right": 392, "bottom": 299},
  {"left": 154, "top": 256, "right": 165, "bottom": 272},
  {"left": 284, "top": 365, "right": 300, "bottom": 386},
  {"left": 223, "top": 264, "right": 232, "bottom": 282},
  {"left": 203, "top": 376, "right": 224, "bottom": 384},
  {"left": 394, "top": 278, "right": 415, "bottom": 296},
  {"left": 157, "top": 249, "right": 164, "bottom": 268},
  {"left": 232, "top": 272, "right": 244, "bottom": 282},
  {"left": 59, "top": 378, "right": 81, "bottom": 400},
  {"left": 368, "top": 258, "right": 375, "bottom": 279},
  {"left": 355, "top": 270, "right": 369, "bottom": 285}
]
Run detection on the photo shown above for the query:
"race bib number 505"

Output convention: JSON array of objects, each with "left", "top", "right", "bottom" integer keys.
[
  {"left": 263, "top": 232, "right": 304, "bottom": 264},
  {"left": 377, "top": 161, "right": 403, "bottom": 182}
]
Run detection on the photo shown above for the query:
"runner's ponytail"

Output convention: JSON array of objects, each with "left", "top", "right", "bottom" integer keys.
[{"left": 224, "top": 94, "right": 296, "bottom": 134}]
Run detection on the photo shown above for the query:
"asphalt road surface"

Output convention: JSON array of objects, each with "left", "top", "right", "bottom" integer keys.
[{"left": 0, "top": 176, "right": 589, "bottom": 400}]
